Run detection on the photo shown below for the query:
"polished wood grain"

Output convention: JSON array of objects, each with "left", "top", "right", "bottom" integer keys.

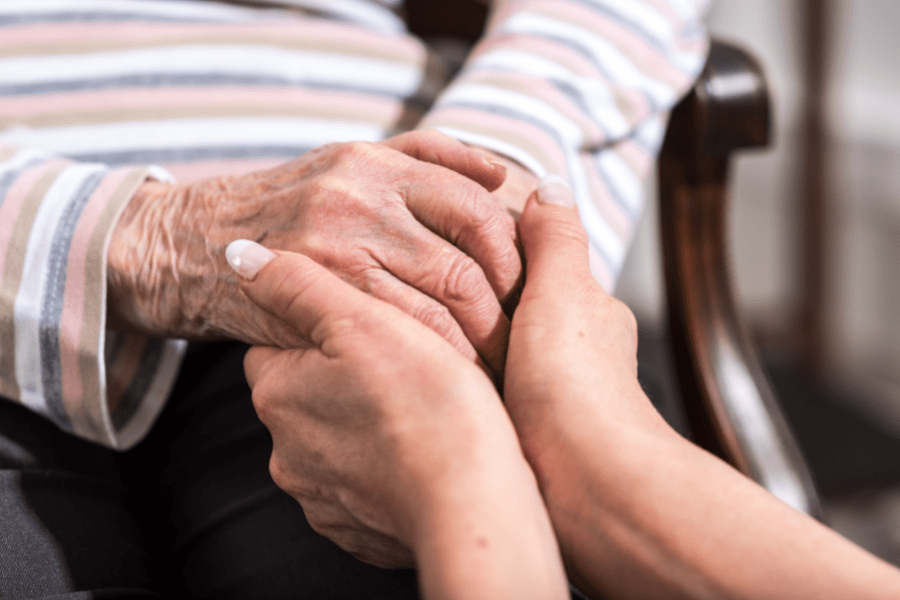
[{"left": 659, "top": 41, "right": 824, "bottom": 518}]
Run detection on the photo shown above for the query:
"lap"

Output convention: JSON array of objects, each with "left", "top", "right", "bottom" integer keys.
[
  {"left": 1, "top": 341, "right": 418, "bottom": 599},
  {"left": 0, "top": 395, "right": 160, "bottom": 598}
]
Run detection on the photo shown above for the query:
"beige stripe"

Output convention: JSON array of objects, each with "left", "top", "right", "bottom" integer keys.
[
  {"left": 76, "top": 167, "right": 149, "bottom": 445},
  {"left": 0, "top": 32, "right": 421, "bottom": 64},
  {"left": 0, "top": 163, "right": 68, "bottom": 400},
  {"left": 0, "top": 102, "right": 400, "bottom": 131},
  {"left": 0, "top": 147, "right": 18, "bottom": 162}
]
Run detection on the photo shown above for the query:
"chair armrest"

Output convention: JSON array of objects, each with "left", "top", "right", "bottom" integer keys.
[{"left": 658, "top": 41, "right": 823, "bottom": 518}]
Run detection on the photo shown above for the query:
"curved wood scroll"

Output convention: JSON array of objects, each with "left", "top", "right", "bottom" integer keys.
[{"left": 659, "top": 41, "right": 823, "bottom": 518}]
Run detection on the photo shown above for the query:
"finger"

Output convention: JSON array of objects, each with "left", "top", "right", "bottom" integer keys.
[
  {"left": 401, "top": 162, "right": 523, "bottom": 306},
  {"left": 517, "top": 175, "right": 596, "bottom": 291},
  {"left": 381, "top": 129, "right": 507, "bottom": 192},
  {"left": 374, "top": 228, "right": 510, "bottom": 377},
  {"left": 244, "top": 344, "right": 281, "bottom": 389},
  {"left": 227, "top": 241, "right": 385, "bottom": 348},
  {"left": 361, "top": 268, "right": 496, "bottom": 377}
]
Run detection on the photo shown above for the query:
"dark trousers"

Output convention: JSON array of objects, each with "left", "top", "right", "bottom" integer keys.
[{"left": 0, "top": 342, "right": 419, "bottom": 599}]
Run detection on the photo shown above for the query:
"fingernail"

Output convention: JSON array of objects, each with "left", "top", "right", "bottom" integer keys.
[
  {"left": 537, "top": 174, "right": 574, "bottom": 208},
  {"left": 226, "top": 239, "right": 276, "bottom": 280}
]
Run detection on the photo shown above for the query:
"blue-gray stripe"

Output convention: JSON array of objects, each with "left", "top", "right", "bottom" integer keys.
[
  {"left": 0, "top": 157, "right": 48, "bottom": 212},
  {"left": 71, "top": 145, "right": 317, "bottom": 166},
  {"left": 0, "top": 72, "right": 425, "bottom": 101},
  {"left": 532, "top": 32, "right": 659, "bottom": 112},
  {"left": 0, "top": 11, "right": 234, "bottom": 27},
  {"left": 39, "top": 168, "right": 106, "bottom": 431},
  {"left": 436, "top": 100, "right": 569, "bottom": 160},
  {"left": 549, "top": 77, "right": 612, "bottom": 141},
  {"left": 571, "top": 0, "right": 669, "bottom": 54},
  {"left": 112, "top": 337, "right": 164, "bottom": 431}
]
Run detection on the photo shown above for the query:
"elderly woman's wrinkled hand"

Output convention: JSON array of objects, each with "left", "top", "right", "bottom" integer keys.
[{"left": 107, "top": 130, "right": 521, "bottom": 377}]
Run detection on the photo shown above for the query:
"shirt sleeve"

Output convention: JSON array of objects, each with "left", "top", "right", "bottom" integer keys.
[
  {"left": 417, "top": 0, "right": 710, "bottom": 289},
  {"left": 0, "top": 145, "right": 187, "bottom": 449}
]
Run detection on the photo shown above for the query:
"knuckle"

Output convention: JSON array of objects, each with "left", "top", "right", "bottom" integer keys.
[
  {"left": 303, "top": 507, "right": 336, "bottom": 538},
  {"left": 268, "top": 454, "right": 289, "bottom": 490},
  {"left": 333, "top": 140, "right": 378, "bottom": 164},
  {"left": 457, "top": 186, "right": 498, "bottom": 231},
  {"left": 408, "top": 299, "right": 471, "bottom": 355},
  {"left": 307, "top": 172, "right": 350, "bottom": 199},
  {"left": 411, "top": 300, "right": 455, "bottom": 335},
  {"left": 250, "top": 382, "right": 276, "bottom": 425},
  {"left": 439, "top": 253, "right": 486, "bottom": 304}
]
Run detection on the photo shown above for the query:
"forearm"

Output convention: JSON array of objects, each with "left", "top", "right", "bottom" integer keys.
[
  {"left": 547, "top": 387, "right": 900, "bottom": 600},
  {"left": 412, "top": 448, "right": 568, "bottom": 600}
]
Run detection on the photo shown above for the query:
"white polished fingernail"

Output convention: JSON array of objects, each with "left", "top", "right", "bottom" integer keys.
[
  {"left": 537, "top": 174, "right": 574, "bottom": 207},
  {"left": 226, "top": 239, "right": 276, "bottom": 280}
]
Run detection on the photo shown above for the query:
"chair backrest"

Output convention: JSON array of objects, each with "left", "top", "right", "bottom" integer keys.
[{"left": 658, "top": 40, "right": 823, "bottom": 518}]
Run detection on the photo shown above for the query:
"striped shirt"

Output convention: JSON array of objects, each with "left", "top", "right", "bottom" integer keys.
[{"left": 0, "top": 0, "right": 709, "bottom": 448}]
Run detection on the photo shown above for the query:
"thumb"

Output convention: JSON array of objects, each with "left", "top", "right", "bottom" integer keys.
[
  {"left": 225, "top": 239, "right": 374, "bottom": 347},
  {"left": 517, "top": 176, "right": 594, "bottom": 290}
]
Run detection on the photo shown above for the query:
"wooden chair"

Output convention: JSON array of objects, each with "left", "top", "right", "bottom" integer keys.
[{"left": 659, "top": 40, "right": 823, "bottom": 518}]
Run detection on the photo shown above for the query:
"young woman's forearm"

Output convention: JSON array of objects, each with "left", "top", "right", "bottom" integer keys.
[
  {"left": 546, "top": 396, "right": 900, "bottom": 600},
  {"left": 412, "top": 450, "right": 569, "bottom": 600}
]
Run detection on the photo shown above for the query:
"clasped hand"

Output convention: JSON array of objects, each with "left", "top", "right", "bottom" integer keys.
[
  {"left": 107, "top": 130, "right": 524, "bottom": 378},
  {"left": 235, "top": 180, "right": 640, "bottom": 600}
]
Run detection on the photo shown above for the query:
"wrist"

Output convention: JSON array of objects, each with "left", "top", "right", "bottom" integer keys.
[
  {"left": 107, "top": 179, "right": 180, "bottom": 334},
  {"left": 512, "top": 377, "right": 675, "bottom": 530},
  {"left": 106, "top": 179, "right": 225, "bottom": 338},
  {"left": 409, "top": 452, "right": 568, "bottom": 600}
]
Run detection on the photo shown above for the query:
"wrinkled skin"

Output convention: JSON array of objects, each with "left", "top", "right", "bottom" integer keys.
[
  {"left": 235, "top": 180, "right": 638, "bottom": 587},
  {"left": 107, "top": 130, "right": 537, "bottom": 377},
  {"left": 239, "top": 245, "right": 567, "bottom": 600}
]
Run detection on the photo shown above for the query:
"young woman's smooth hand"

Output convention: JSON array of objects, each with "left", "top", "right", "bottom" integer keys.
[{"left": 230, "top": 240, "right": 568, "bottom": 600}]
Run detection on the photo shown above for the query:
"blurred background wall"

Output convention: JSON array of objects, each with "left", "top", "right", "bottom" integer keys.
[{"left": 617, "top": 0, "right": 900, "bottom": 436}]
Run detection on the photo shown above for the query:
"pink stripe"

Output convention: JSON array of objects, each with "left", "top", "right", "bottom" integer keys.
[
  {"left": 0, "top": 159, "right": 67, "bottom": 278},
  {"left": 161, "top": 157, "right": 287, "bottom": 182},
  {"left": 423, "top": 106, "right": 568, "bottom": 175},
  {"left": 0, "top": 86, "right": 403, "bottom": 122},
  {"left": 58, "top": 167, "right": 134, "bottom": 412},
  {"left": 0, "top": 21, "right": 423, "bottom": 58}
]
